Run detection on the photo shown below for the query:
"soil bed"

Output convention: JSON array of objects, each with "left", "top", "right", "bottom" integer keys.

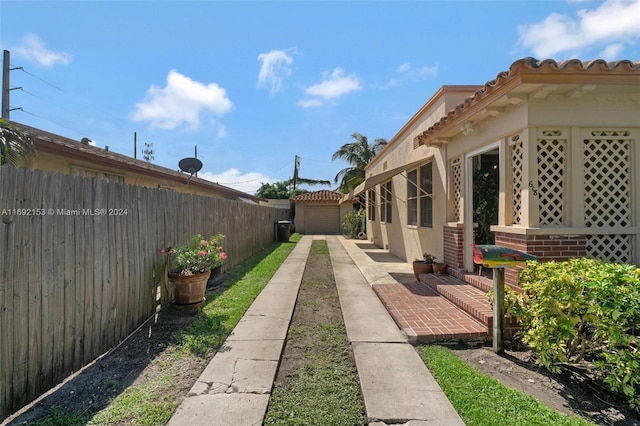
[{"left": 451, "top": 342, "right": 640, "bottom": 425}]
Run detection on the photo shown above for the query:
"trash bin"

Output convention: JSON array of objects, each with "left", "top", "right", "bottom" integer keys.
[{"left": 276, "top": 221, "right": 291, "bottom": 242}]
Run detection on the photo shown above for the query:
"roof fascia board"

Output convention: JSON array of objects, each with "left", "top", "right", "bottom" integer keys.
[{"left": 366, "top": 85, "right": 482, "bottom": 171}]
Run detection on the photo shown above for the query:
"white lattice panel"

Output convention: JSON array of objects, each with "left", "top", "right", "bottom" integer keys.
[
  {"left": 537, "top": 136, "right": 566, "bottom": 225},
  {"left": 586, "top": 234, "right": 633, "bottom": 264},
  {"left": 510, "top": 135, "right": 523, "bottom": 225},
  {"left": 583, "top": 135, "right": 631, "bottom": 228},
  {"left": 451, "top": 158, "right": 462, "bottom": 222}
]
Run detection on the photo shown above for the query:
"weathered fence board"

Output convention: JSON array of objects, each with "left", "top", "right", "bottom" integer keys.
[{"left": 0, "top": 166, "right": 289, "bottom": 420}]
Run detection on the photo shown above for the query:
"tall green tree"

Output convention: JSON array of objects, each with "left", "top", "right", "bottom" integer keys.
[
  {"left": 331, "top": 132, "right": 387, "bottom": 193},
  {"left": 0, "top": 119, "right": 35, "bottom": 166}
]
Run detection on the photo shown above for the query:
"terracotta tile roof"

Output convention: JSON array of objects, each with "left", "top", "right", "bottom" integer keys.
[
  {"left": 291, "top": 190, "right": 348, "bottom": 204},
  {"left": 416, "top": 57, "right": 640, "bottom": 144}
]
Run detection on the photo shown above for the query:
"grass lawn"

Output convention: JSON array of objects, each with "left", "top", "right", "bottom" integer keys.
[{"left": 418, "top": 345, "right": 594, "bottom": 426}]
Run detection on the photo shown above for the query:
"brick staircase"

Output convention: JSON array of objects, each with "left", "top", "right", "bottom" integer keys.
[{"left": 418, "top": 268, "right": 520, "bottom": 342}]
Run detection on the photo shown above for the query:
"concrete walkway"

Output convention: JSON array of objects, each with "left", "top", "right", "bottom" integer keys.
[{"left": 169, "top": 235, "right": 463, "bottom": 426}]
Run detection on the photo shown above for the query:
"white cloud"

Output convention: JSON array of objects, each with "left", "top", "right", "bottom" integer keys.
[
  {"left": 297, "top": 99, "right": 323, "bottom": 108},
  {"left": 386, "top": 62, "right": 439, "bottom": 87},
  {"left": 217, "top": 124, "right": 228, "bottom": 138},
  {"left": 199, "top": 168, "right": 272, "bottom": 195},
  {"left": 257, "top": 49, "right": 294, "bottom": 94},
  {"left": 305, "top": 68, "right": 361, "bottom": 99},
  {"left": 518, "top": 0, "right": 640, "bottom": 58},
  {"left": 13, "top": 33, "right": 72, "bottom": 68},
  {"left": 299, "top": 68, "right": 361, "bottom": 107},
  {"left": 131, "top": 70, "right": 232, "bottom": 130},
  {"left": 397, "top": 62, "right": 439, "bottom": 79},
  {"left": 600, "top": 43, "right": 625, "bottom": 60}
]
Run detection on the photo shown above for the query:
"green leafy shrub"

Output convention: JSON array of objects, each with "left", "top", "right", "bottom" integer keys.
[
  {"left": 512, "top": 258, "right": 640, "bottom": 410},
  {"left": 342, "top": 209, "right": 364, "bottom": 239}
]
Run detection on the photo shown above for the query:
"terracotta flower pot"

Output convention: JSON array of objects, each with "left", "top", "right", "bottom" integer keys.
[
  {"left": 412, "top": 261, "right": 433, "bottom": 281},
  {"left": 433, "top": 262, "right": 447, "bottom": 275},
  {"left": 168, "top": 270, "right": 211, "bottom": 305}
]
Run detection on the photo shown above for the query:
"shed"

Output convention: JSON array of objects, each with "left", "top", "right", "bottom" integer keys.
[{"left": 291, "top": 190, "right": 356, "bottom": 234}]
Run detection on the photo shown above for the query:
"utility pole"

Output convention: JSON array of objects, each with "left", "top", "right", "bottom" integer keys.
[
  {"left": 2, "top": 50, "right": 10, "bottom": 119},
  {"left": 2, "top": 50, "right": 24, "bottom": 120},
  {"left": 194, "top": 145, "right": 198, "bottom": 177}
]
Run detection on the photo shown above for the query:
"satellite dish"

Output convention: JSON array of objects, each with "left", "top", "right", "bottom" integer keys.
[
  {"left": 80, "top": 137, "right": 92, "bottom": 145},
  {"left": 178, "top": 157, "right": 203, "bottom": 174}
]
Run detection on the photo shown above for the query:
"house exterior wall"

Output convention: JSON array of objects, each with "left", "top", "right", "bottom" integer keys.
[
  {"left": 364, "top": 86, "right": 480, "bottom": 262},
  {"left": 26, "top": 151, "right": 230, "bottom": 198},
  {"left": 362, "top": 59, "right": 640, "bottom": 278}
]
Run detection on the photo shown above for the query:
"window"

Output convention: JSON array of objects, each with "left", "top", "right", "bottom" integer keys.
[
  {"left": 380, "top": 181, "right": 392, "bottom": 223},
  {"left": 407, "top": 170, "right": 418, "bottom": 226},
  {"left": 367, "top": 189, "right": 376, "bottom": 221},
  {"left": 407, "top": 162, "right": 432, "bottom": 227},
  {"left": 419, "top": 163, "right": 433, "bottom": 227}
]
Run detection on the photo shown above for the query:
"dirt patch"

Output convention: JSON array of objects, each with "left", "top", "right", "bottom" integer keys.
[
  {"left": 270, "top": 248, "right": 347, "bottom": 387},
  {"left": 451, "top": 343, "right": 640, "bottom": 425},
  {"left": 4, "top": 278, "right": 229, "bottom": 425}
]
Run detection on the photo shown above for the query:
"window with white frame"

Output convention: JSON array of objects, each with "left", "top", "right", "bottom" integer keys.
[
  {"left": 407, "top": 162, "right": 433, "bottom": 227},
  {"left": 367, "top": 189, "right": 376, "bottom": 221},
  {"left": 380, "top": 181, "right": 392, "bottom": 223}
]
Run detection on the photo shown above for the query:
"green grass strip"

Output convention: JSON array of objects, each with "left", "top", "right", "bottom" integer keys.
[{"left": 418, "top": 345, "right": 594, "bottom": 426}]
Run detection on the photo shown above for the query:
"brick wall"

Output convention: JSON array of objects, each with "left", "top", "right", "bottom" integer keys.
[
  {"left": 494, "top": 232, "right": 587, "bottom": 286},
  {"left": 443, "top": 225, "right": 464, "bottom": 268}
]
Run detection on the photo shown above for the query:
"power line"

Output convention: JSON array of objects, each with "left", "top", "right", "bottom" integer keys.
[{"left": 14, "top": 65, "right": 66, "bottom": 92}]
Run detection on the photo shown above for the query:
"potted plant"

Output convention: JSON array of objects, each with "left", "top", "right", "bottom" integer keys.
[
  {"left": 162, "top": 233, "right": 227, "bottom": 306},
  {"left": 412, "top": 253, "right": 436, "bottom": 281},
  {"left": 433, "top": 259, "right": 447, "bottom": 275}
]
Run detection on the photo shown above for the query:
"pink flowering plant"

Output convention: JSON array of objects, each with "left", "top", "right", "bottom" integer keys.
[{"left": 162, "top": 233, "right": 227, "bottom": 276}]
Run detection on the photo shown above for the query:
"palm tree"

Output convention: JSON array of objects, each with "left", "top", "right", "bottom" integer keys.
[
  {"left": 0, "top": 119, "right": 34, "bottom": 165},
  {"left": 331, "top": 132, "right": 387, "bottom": 193}
]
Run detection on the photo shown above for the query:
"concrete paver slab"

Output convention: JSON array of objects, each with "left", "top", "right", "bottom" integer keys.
[
  {"left": 193, "top": 357, "right": 278, "bottom": 395},
  {"left": 339, "top": 293, "right": 392, "bottom": 315},
  {"left": 342, "top": 311, "right": 407, "bottom": 343},
  {"left": 354, "top": 342, "right": 463, "bottom": 424},
  {"left": 353, "top": 342, "right": 441, "bottom": 391},
  {"left": 167, "top": 394, "right": 269, "bottom": 426},
  {"left": 226, "top": 314, "right": 290, "bottom": 341},
  {"left": 213, "top": 339, "right": 283, "bottom": 361}
]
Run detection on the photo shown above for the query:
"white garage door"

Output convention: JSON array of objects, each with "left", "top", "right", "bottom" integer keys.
[{"left": 305, "top": 205, "right": 340, "bottom": 234}]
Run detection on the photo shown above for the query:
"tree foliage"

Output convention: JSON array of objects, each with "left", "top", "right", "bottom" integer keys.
[
  {"left": 0, "top": 119, "right": 35, "bottom": 166},
  {"left": 142, "top": 141, "right": 155, "bottom": 162},
  {"left": 331, "top": 132, "right": 387, "bottom": 193},
  {"left": 255, "top": 180, "right": 308, "bottom": 199}
]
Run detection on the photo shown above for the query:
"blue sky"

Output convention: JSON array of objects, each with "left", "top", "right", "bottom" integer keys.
[{"left": 1, "top": 1, "right": 639, "bottom": 194}]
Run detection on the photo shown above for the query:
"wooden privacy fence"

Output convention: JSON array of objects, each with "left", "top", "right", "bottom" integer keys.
[{"left": 0, "top": 166, "right": 289, "bottom": 420}]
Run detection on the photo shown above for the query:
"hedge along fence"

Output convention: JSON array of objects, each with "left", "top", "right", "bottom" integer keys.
[{"left": 0, "top": 166, "right": 289, "bottom": 420}]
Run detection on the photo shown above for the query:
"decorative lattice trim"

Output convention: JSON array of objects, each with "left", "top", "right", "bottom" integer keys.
[
  {"left": 586, "top": 234, "right": 633, "bottom": 264},
  {"left": 537, "top": 137, "right": 566, "bottom": 225},
  {"left": 591, "top": 130, "right": 630, "bottom": 137},
  {"left": 510, "top": 135, "right": 523, "bottom": 225},
  {"left": 451, "top": 158, "right": 462, "bottom": 222},
  {"left": 583, "top": 135, "right": 631, "bottom": 228}
]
